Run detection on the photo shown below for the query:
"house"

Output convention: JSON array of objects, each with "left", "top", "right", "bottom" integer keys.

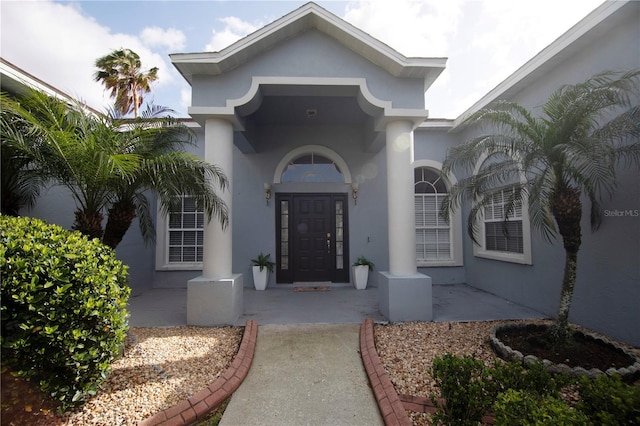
[{"left": 2, "top": 2, "right": 638, "bottom": 344}]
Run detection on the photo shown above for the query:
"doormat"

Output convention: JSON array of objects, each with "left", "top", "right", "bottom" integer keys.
[{"left": 293, "top": 286, "right": 331, "bottom": 292}]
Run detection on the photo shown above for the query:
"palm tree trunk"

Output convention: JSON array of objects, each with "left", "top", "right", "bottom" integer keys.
[
  {"left": 102, "top": 199, "right": 136, "bottom": 249},
  {"left": 551, "top": 186, "right": 582, "bottom": 341},
  {"left": 1, "top": 194, "right": 21, "bottom": 216},
  {"left": 73, "top": 209, "right": 104, "bottom": 241},
  {"left": 555, "top": 249, "right": 578, "bottom": 340}
]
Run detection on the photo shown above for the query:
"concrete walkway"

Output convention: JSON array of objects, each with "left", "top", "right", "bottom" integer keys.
[
  {"left": 127, "top": 284, "right": 546, "bottom": 425},
  {"left": 220, "top": 323, "right": 383, "bottom": 426}
]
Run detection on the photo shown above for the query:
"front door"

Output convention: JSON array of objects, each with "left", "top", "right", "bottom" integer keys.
[{"left": 276, "top": 193, "right": 349, "bottom": 283}]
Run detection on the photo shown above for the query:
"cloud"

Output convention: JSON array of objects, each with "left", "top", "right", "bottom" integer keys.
[
  {"left": 342, "top": 0, "right": 602, "bottom": 118},
  {"left": 204, "top": 16, "right": 262, "bottom": 52},
  {"left": 343, "top": 0, "right": 464, "bottom": 57},
  {"left": 0, "top": 1, "right": 176, "bottom": 113},
  {"left": 140, "top": 26, "right": 187, "bottom": 51}
]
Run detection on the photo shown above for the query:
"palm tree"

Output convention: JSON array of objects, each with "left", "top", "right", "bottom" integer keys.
[
  {"left": 1, "top": 89, "right": 228, "bottom": 249},
  {"left": 101, "top": 104, "right": 228, "bottom": 249},
  {"left": 94, "top": 49, "right": 158, "bottom": 118},
  {"left": 1, "top": 89, "right": 139, "bottom": 239},
  {"left": 0, "top": 94, "right": 46, "bottom": 215},
  {"left": 441, "top": 70, "right": 640, "bottom": 341}
]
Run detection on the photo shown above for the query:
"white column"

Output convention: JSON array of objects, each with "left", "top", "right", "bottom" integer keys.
[
  {"left": 386, "top": 120, "right": 417, "bottom": 275},
  {"left": 203, "top": 118, "right": 233, "bottom": 278}
]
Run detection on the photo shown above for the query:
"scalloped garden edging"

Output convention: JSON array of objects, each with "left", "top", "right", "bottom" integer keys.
[{"left": 490, "top": 322, "right": 640, "bottom": 380}]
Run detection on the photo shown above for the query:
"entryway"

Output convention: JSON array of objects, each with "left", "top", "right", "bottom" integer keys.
[{"left": 276, "top": 193, "right": 349, "bottom": 283}]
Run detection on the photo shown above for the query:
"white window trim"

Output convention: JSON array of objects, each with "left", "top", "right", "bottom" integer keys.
[
  {"left": 155, "top": 198, "right": 203, "bottom": 271},
  {"left": 471, "top": 154, "right": 532, "bottom": 265},
  {"left": 413, "top": 160, "right": 463, "bottom": 267}
]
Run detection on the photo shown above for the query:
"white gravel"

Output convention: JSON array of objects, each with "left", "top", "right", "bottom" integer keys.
[
  {"left": 375, "top": 320, "right": 500, "bottom": 425},
  {"left": 48, "top": 326, "right": 243, "bottom": 425},
  {"left": 27, "top": 319, "right": 637, "bottom": 426},
  {"left": 374, "top": 319, "right": 640, "bottom": 426}
]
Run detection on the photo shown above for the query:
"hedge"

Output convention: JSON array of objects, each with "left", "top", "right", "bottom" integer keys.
[{"left": 1, "top": 215, "right": 130, "bottom": 409}]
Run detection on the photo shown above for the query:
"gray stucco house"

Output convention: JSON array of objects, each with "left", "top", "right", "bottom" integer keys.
[{"left": 2, "top": 1, "right": 638, "bottom": 345}]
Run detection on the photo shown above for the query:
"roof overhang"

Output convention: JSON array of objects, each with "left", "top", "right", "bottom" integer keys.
[
  {"left": 170, "top": 2, "right": 446, "bottom": 92},
  {"left": 452, "top": 0, "right": 636, "bottom": 129}
]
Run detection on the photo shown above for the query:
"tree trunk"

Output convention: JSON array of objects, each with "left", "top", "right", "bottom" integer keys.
[
  {"left": 550, "top": 186, "right": 582, "bottom": 341},
  {"left": 1, "top": 194, "right": 21, "bottom": 216},
  {"left": 73, "top": 209, "right": 104, "bottom": 241},
  {"left": 555, "top": 249, "right": 578, "bottom": 340},
  {"left": 102, "top": 199, "right": 137, "bottom": 249}
]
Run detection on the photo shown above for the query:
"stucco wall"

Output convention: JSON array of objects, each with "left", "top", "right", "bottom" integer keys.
[
  {"left": 231, "top": 123, "right": 390, "bottom": 287},
  {"left": 413, "top": 126, "right": 467, "bottom": 284},
  {"left": 457, "top": 3, "right": 640, "bottom": 345},
  {"left": 25, "top": 185, "right": 155, "bottom": 295},
  {"left": 191, "top": 29, "right": 426, "bottom": 109}
]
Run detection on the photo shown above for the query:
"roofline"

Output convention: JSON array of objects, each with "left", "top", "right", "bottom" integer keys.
[
  {"left": 452, "top": 0, "right": 629, "bottom": 129},
  {"left": 170, "top": 2, "right": 446, "bottom": 91},
  {"left": 416, "top": 118, "right": 455, "bottom": 130},
  {"left": 1, "top": 57, "right": 103, "bottom": 116}
]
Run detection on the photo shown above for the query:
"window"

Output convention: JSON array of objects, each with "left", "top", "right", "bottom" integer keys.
[
  {"left": 335, "top": 200, "right": 344, "bottom": 270},
  {"left": 483, "top": 187, "right": 523, "bottom": 253},
  {"left": 471, "top": 153, "right": 532, "bottom": 264},
  {"left": 280, "top": 199, "right": 289, "bottom": 270},
  {"left": 281, "top": 153, "right": 343, "bottom": 182},
  {"left": 413, "top": 162, "right": 462, "bottom": 267},
  {"left": 156, "top": 195, "right": 204, "bottom": 270}
]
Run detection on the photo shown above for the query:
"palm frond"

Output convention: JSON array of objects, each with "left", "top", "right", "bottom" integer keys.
[{"left": 133, "top": 192, "right": 156, "bottom": 245}]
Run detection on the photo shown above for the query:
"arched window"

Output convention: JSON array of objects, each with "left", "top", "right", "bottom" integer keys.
[
  {"left": 414, "top": 167, "right": 452, "bottom": 262},
  {"left": 281, "top": 152, "right": 343, "bottom": 183}
]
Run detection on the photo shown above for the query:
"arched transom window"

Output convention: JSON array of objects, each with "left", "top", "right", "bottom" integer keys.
[
  {"left": 414, "top": 167, "right": 451, "bottom": 261},
  {"left": 281, "top": 152, "right": 343, "bottom": 183}
]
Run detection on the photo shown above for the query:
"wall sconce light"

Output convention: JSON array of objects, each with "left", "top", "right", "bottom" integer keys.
[
  {"left": 264, "top": 182, "right": 272, "bottom": 205},
  {"left": 351, "top": 182, "right": 359, "bottom": 205}
]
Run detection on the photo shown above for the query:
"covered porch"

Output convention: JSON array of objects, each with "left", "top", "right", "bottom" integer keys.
[{"left": 127, "top": 283, "right": 546, "bottom": 327}]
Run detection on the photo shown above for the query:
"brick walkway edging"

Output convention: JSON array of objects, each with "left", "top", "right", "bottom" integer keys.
[
  {"left": 140, "top": 320, "right": 258, "bottom": 426},
  {"left": 359, "top": 318, "right": 412, "bottom": 426}
]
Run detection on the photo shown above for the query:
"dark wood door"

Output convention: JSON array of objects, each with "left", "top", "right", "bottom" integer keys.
[
  {"left": 276, "top": 194, "right": 349, "bottom": 283},
  {"left": 293, "top": 195, "right": 332, "bottom": 281}
]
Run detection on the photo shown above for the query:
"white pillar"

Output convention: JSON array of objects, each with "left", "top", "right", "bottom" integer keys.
[
  {"left": 203, "top": 118, "right": 233, "bottom": 278},
  {"left": 386, "top": 120, "right": 417, "bottom": 275}
]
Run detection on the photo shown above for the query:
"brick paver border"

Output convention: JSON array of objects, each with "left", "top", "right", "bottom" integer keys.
[
  {"left": 359, "top": 318, "right": 412, "bottom": 426},
  {"left": 360, "top": 319, "right": 496, "bottom": 426},
  {"left": 140, "top": 320, "right": 258, "bottom": 426}
]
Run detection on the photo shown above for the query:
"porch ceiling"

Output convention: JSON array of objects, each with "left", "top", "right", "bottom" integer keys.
[{"left": 245, "top": 95, "right": 369, "bottom": 126}]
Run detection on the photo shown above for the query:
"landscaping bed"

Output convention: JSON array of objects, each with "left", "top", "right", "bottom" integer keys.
[
  {"left": 1, "top": 326, "right": 242, "bottom": 425},
  {"left": 375, "top": 319, "right": 640, "bottom": 425}
]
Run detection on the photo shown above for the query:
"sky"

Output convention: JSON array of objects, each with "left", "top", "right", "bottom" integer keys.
[{"left": 1, "top": 0, "right": 604, "bottom": 119}]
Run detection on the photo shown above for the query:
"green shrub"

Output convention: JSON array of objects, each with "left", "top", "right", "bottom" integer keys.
[
  {"left": 431, "top": 353, "right": 493, "bottom": 426},
  {"left": 0, "top": 215, "right": 130, "bottom": 409},
  {"left": 494, "top": 389, "right": 589, "bottom": 426},
  {"left": 578, "top": 374, "right": 640, "bottom": 425},
  {"left": 430, "top": 355, "right": 573, "bottom": 425},
  {"left": 489, "top": 359, "right": 571, "bottom": 399}
]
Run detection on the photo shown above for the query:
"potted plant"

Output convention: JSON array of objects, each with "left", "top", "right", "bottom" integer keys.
[
  {"left": 251, "top": 252, "right": 275, "bottom": 291},
  {"left": 352, "top": 256, "right": 374, "bottom": 290}
]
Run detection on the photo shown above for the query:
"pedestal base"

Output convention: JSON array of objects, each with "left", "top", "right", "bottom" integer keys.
[
  {"left": 378, "top": 272, "right": 432, "bottom": 322},
  {"left": 187, "top": 274, "right": 243, "bottom": 326}
]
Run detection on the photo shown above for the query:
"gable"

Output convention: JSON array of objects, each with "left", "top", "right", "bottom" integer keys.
[
  {"left": 191, "top": 29, "right": 427, "bottom": 110},
  {"left": 171, "top": 2, "right": 445, "bottom": 93}
]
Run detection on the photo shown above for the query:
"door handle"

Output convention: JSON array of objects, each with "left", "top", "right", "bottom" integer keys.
[{"left": 326, "top": 232, "right": 331, "bottom": 253}]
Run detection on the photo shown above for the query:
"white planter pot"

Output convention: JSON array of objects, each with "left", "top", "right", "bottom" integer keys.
[
  {"left": 352, "top": 265, "right": 369, "bottom": 290},
  {"left": 252, "top": 265, "right": 269, "bottom": 291}
]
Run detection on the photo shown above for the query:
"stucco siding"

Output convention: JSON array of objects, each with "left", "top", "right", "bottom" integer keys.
[
  {"left": 458, "top": 3, "right": 640, "bottom": 345},
  {"left": 191, "top": 30, "right": 425, "bottom": 109},
  {"left": 231, "top": 123, "right": 390, "bottom": 286}
]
